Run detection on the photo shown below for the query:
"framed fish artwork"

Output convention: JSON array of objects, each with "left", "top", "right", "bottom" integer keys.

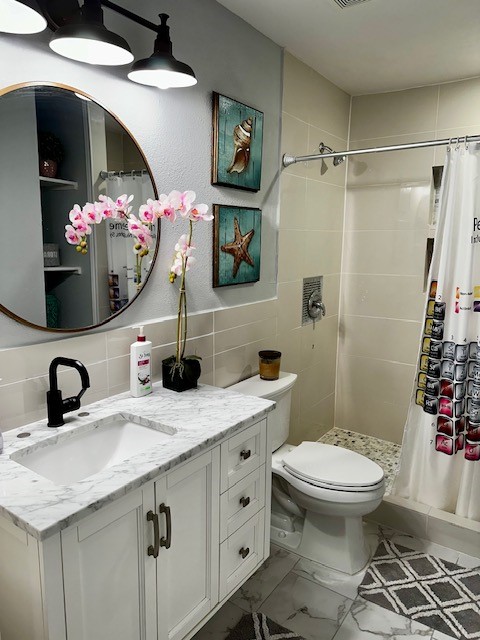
[
  {"left": 213, "top": 205, "right": 262, "bottom": 287},
  {"left": 211, "top": 92, "right": 264, "bottom": 192}
]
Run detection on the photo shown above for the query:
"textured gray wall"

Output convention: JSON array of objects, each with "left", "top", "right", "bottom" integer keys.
[{"left": 0, "top": 0, "right": 282, "bottom": 347}]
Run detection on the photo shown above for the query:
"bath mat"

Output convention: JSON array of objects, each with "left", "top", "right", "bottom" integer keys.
[
  {"left": 225, "top": 613, "right": 305, "bottom": 640},
  {"left": 358, "top": 539, "right": 480, "bottom": 640}
]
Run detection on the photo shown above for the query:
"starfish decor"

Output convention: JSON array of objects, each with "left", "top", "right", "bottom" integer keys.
[{"left": 221, "top": 217, "right": 255, "bottom": 278}]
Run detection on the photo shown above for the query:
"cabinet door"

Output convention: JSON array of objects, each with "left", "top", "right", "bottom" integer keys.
[
  {"left": 156, "top": 449, "right": 220, "bottom": 640},
  {"left": 62, "top": 485, "right": 156, "bottom": 640}
]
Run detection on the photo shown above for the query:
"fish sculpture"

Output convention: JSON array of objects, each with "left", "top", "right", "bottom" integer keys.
[{"left": 227, "top": 117, "right": 253, "bottom": 174}]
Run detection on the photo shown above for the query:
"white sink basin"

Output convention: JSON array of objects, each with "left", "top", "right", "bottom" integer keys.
[{"left": 12, "top": 413, "right": 176, "bottom": 486}]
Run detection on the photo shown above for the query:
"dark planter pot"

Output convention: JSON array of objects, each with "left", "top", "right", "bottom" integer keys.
[
  {"left": 39, "top": 159, "right": 58, "bottom": 178},
  {"left": 162, "top": 357, "right": 201, "bottom": 392}
]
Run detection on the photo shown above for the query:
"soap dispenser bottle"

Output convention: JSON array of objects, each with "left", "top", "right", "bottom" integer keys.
[{"left": 130, "top": 326, "right": 152, "bottom": 397}]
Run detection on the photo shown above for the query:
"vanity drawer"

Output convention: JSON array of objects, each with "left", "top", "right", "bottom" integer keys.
[
  {"left": 219, "top": 509, "right": 265, "bottom": 600},
  {"left": 220, "top": 420, "right": 266, "bottom": 492},
  {"left": 220, "top": 465, "right": 266, "bottom": 542}
]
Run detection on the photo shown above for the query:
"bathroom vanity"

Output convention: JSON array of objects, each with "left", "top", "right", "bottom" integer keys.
[{"left": 0, "top": 384, "right": 274, "bottom": 640}]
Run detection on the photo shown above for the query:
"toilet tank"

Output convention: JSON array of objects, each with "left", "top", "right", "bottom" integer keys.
[{"left": 228, "top": 372, "right": 297, "bottom": 452}]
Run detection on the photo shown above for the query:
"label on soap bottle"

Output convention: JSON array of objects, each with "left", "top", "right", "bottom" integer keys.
[{"left": 137, "top": 352, "right": 151, "bottom": 393}]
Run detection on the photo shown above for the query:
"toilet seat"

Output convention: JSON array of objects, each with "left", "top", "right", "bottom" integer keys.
[{"left": 281, "top": 442, "right": 384, "bottom": 492}]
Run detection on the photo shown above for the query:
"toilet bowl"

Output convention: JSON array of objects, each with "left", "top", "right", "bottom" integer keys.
[{"left": 229, "top": 372, "right": 385, "bottom": 575}]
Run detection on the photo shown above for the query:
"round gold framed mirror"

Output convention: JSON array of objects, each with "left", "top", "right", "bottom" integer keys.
[{"left": 0, "top": 82, "right": 159, "bottom": 332}]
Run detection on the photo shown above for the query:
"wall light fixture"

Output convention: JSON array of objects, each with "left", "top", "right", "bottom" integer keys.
[{"left": 0, "top": 0, "right": 197, "bottom": 88}]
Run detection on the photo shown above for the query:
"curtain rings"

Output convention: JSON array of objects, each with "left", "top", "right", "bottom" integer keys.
[{"left": 447, "top": 137, "right": 454, "bottom": 152}]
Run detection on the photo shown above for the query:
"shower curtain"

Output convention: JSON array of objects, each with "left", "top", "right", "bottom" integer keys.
[
  {"left": 393, "top": 142, "right": 480, "bottom": 521},
  {"left": 106, "top": 173, "right": 156, "bottom": 304}
]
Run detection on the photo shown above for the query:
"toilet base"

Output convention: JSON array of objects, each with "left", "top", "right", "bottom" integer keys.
[
  {"left": 271, "top": 509, "right": 370, "bottom": 575},
  {"left": 298, "top": 511, "right": 370, "bottom": 574}
]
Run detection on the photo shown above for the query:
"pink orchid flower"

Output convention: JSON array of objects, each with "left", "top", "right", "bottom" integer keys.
[
  {"left": 65, "top": 224, "right": 82, "bottom": 245},
  {"left": 188, "top": 203, "right": 212, "bottom": 222},
  {"left": 175, "top": 234, "right": 195, "bottom": 255},
  {"left": 96, "top": 195, "right": 117, "bottom": 219},
  {"left": 74, "top": 219, "right": 92, "bottom": 235},
  {"left": 168, "top": 190, "right": 196, "bottom": 217},
  {"left": 170, "top": 255, "right": 184, "bottom": 276},
  {"left": 155, "top": 193, "right": 177, "bottom": 221},
  {"left": 69, "top": 204, "right": 84, "bottom": 225},
  {"left": 82, "top": 202, "right": 102, "bottom": 225},
  {"left": 139, "top": 199, "right": 156, "bottom": 223},
  {"left": 127, "top": 214, "right": 143, "bottom": 236},
  {"left": 136, "top": 227, "right": 153, "bottom": 248},
  {"left": 127, "top": 214, "right": 153, "bottom": 244},
  {"left": 115, "top": 194, "right": 134, "bottom": 216}
]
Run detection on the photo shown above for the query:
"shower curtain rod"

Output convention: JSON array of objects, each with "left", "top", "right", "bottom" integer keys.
[
  {"left": 282, "top": 134, "right": 480, "bottom": 168},
  {"left": 100, "top": 170, "right": 148, "bottom": 179}
]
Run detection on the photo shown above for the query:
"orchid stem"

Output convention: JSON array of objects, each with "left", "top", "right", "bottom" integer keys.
[{"left": 177, "top": 220, "right": 193, "bottom": 363}]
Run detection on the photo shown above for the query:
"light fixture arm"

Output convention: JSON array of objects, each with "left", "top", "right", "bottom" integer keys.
[
  {"left": 100, "top": 0, "right": 159, "bottom": 33},
  {"left": 37, "top": 0, "right": 161, "bottom": 33}
]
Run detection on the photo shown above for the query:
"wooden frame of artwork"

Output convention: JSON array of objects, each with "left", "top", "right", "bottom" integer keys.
[
  {"left": 211, "top": 92, "right": 264, "bottom": 192},
  {"left": 213, "top": 205, "right": 261, "bottom": 288}
]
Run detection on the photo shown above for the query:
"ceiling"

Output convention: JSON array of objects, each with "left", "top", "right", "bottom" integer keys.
[{"left": 216, "top": 0, "right": 480, "bottom": 95}]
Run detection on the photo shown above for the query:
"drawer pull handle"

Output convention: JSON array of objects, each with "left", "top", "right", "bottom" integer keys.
[
  {"left": 159, "top": 503, "right": 172, "bottom": 549},
  {"left": 147, "top": 510, "right": 160, "bottom": 558},
  {"left": 239, "top": 496, "right": 251, "bottom": 508},
  {"left": 239, "top": 546, "right": 250, "bottom": 559},
  {"left": 240, "top": 449, "right": 251, "bottom": 461}
]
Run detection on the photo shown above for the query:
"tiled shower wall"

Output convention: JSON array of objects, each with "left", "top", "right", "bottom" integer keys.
[
  {"left": 278, "top": 53, "right": 349, "bottom": 444},
  {"left": 0, "top": 54, "right": 350, "bottom": 437},
  {"left": 336, "top": 76, "right": 480, "bottom": 444}
]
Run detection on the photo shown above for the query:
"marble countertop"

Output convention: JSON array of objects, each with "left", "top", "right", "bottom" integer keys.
[{"left": 0, "top": 383, "right": 274, "bottom": 541}]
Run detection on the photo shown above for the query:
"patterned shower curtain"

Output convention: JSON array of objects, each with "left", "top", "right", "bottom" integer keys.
[{"left": 393, "top": 142, "right": 480, "bottom": 521}]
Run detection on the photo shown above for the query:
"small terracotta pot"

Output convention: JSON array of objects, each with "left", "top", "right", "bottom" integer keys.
[{"left": 39, "top": 159, "right": 58, "bottom": 178}]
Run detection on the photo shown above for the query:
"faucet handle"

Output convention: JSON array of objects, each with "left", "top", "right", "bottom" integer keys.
[{"left": 63, "top": 396, "right": 81, "bottom": 413}]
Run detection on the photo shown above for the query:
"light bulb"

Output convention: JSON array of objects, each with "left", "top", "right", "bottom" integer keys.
[{"left": 0, "top": 0, "right": 47, "bottom": 34}]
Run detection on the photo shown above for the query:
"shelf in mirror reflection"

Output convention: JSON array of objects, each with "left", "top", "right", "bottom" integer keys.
[
  {"left": 39, "top": 176, "right": 78, "bottom": 190},
  {"left": 44, "top": 266, "right": 82, "bottom": 275}
]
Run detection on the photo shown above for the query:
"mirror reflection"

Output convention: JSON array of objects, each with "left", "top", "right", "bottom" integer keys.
[{"left": 0, "top": 84, "right": 158, "bottom": 331}]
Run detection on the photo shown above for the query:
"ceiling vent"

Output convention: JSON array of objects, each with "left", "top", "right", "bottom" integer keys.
[{"left": 332, "top": 0, "right": 372, "bottom": 7}]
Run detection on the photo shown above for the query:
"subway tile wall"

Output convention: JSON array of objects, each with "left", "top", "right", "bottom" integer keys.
[
  {"left": 336, "top": 76, "right": 480, "bottom": 444},
  {"left": 0, "top": 303, "right": 277, "bottom": 431},
  {"left": 280, "top": 53, "right": 350, "bottom": 444}
]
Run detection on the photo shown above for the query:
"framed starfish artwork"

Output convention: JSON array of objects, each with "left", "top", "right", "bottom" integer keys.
[
  {"left": 211, "top": 93, "right": 264, "bottom": 192},
  {"left": 213, "top": 205, "right": 261, "bottom": 288}
]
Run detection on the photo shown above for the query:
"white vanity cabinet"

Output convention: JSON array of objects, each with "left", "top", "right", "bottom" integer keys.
[
  {"left": 61, "top": 484, "right": 156, "bottom": 640},
  {"left": 0, "top": 416, "right": 271, "bottom": 640},
  {"left": 61, "top": 448, "right": 219, "bottom": 640}
]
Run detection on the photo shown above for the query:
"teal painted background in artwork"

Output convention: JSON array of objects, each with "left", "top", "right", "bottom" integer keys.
[
  {"left": 216, "top": 206, "right": 261, "bottom": 287},
  {"left": 216, "top": 95, "right": 263, "bottom": 191}
]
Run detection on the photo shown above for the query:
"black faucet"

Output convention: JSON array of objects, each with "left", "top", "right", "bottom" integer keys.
[{"left": 47, "top": 357, "right": 90, "bottom": 427}]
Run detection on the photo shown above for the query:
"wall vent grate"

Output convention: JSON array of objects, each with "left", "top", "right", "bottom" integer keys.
[
  {"left": 302, "top": 276, "right": 323, "bottom": 325},
  {"left": 332, "top": 0, "right": 372, "bottom": 8}
]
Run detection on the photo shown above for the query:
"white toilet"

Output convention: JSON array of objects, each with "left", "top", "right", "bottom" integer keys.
[{"left": 229, "top": 372, "right": 385, "bottom": 575}]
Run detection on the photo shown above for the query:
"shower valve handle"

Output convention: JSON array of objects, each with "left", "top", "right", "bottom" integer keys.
[{"left": 308, "top": 292, "right": 326, "bottom": 319}]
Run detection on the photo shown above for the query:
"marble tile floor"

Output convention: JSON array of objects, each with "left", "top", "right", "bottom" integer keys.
[
  {"left": 318, "top": 428, "right": 402, "bottom": 494},
  {"left": 193, "top": 524, "right": 480, "bottom": 640}
]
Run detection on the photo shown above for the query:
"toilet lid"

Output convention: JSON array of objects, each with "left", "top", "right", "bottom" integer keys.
[{"left": 282, "top": 442, "right": 384, "bottom": 489}]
